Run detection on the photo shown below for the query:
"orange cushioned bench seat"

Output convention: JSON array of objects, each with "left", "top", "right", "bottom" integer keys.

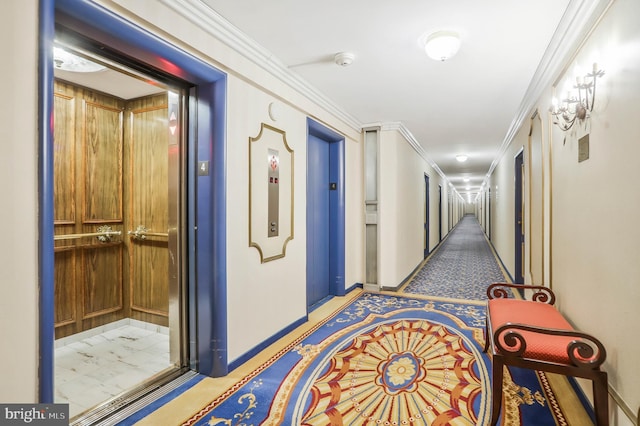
[
  {"left": 488, "top": 298, "right": 576, "bottom": 364},
  {"left": 484, "top": 282, "right": 609, "bottom": 426}
]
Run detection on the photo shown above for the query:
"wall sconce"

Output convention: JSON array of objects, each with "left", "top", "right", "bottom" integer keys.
[{"left": 550, "top": 63, "right": 604, "bottom": 131}]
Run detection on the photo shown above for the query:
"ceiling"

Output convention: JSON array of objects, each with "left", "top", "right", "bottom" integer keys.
[
  {"left": 56, "top": 0, "right": 575, "bottom": 201},
  {"left": 199, "top": 0, "right": 572, "bottom": 200}
]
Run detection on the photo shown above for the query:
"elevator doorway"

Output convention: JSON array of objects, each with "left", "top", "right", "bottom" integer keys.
[{"left": 51, "top": 42, "right": 188, "bottom": 420}]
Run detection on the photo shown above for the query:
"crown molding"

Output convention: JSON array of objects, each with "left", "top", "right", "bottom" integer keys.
[
  {"left": 159, "top": 0, "right": 362, "bottom": 132},
  {"left": 368, "top": 121, "right": 448, "bottom": 182},
  {"left": 486, "top": 0, "right": 613, "bottom": 184}
]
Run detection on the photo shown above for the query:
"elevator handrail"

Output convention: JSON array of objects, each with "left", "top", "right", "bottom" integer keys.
[
  {"left": 54, "top": 226, "right": 121, "bottom": 242},
  {"left": 128, "top": 225, "right": 169, "bottom": 241}
]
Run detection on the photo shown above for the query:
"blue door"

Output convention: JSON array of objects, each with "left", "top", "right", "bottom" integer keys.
[
  {"left": 307, "top": 134, "right": 331, "bottom": 307},
  {"left": 514, "top": 151, "right": 524, "bottom": 284}
]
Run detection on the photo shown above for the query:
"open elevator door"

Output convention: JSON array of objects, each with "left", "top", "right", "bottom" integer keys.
[{"left": 51, "top": 36, "right": 191, "bottom": 422}]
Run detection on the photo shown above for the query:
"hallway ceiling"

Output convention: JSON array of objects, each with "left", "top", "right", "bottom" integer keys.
[
  {"left": 200, "top": 0, "right": 572, "bottom": 201},
  {"left": 56, "top": 0, "right": 575, "bottom": 201}
]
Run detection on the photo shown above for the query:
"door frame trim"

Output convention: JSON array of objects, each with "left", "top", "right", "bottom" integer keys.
[
  {"left": 514, "top": 149, "right": 525, "bottom": 284},
  {"left": 306, "top": 118, "right": 345, "bottom": 310},
  {"left": 39, "top": 0, "right": 228, "bottom": 402},
  {"left": 424, "top": 173, "right": 430, "bottom": 258}
]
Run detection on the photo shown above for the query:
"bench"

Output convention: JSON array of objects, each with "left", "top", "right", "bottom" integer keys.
[{"left": 484, "top": 282, "right": 608, "bottom": 425}]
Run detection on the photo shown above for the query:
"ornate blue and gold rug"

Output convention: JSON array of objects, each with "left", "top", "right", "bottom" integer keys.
[{"left": 178, "top": 293, "right": 591, "bottom": 426}]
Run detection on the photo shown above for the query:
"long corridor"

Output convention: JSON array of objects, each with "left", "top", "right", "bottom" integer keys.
[{"left": 401, "top": 214, "right": 508, "bottom": 300}]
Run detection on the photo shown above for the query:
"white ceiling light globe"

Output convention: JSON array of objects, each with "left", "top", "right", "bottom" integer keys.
[{"left": 425, "top": 31, "right": 461, "bottom": 61}]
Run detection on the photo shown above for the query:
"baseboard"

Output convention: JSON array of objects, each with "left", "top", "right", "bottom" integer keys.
[
  {"left": 345, "top": 282, "right": 363, "bottom": 294},
  {"left": 227, "top": 314, "right": 308, "bottom": 372},
  {"left": 485, "top": 237, "right": 515, "bottom": 283}
]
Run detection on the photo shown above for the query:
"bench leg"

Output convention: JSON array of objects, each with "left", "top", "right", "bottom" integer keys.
[
  {"left": 483, "top": 320, "right": 490, "bottom": 353},
  {"left": 592, "top": 372, "right": 609, "bottom": 426},
  {"left": 491, "top": 355, "right": 504, "bottom": 426}
]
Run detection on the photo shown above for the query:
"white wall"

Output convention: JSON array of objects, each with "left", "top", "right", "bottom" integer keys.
[
  {"left": 378, "top": 128, "right": 447, "bottom": 288},
  {"left": 346, "top": 134, "right": 365, "bottom": 291},
  {"left": 107, "top": 1, "right": 364, "bottom": 363},
  {"left": 0, "top": 0, "right": 364, "bottom": 388},
  {"left": 488, "top": 142, "right": 518, "bottom": 276},
  {"left": 488, "top": 0, "right": 640, "bottom": 422},
  {"left": 0, "top": 0, "right": 39, "bottom": 402},
  {"left": 550, "top": 0, "right": 640, "bottom": 421},
  {"left": 224, "top": 77, "right": 309, "bottom": 360}
]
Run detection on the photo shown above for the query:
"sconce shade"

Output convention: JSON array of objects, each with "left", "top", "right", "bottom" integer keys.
[{"left": 425, "top": 31, "right": 461, "bottom": 61}]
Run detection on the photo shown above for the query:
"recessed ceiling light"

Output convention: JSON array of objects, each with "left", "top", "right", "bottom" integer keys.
[
  {"left": 463, "top": 178, "right": 470, "bottom": 182},
  {"left": 456, "top": 154, "right": 468, "bottom": 162}
]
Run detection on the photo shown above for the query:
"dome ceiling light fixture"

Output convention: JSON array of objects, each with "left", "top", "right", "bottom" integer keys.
[
  {"left": 53, "top": 46, "right": 106, "bottom": 73},
  {"left": 456, "top": 154, "right": 468, "bottom": 162},
  {"left": 424, "top": 31, "right": 461, "bottom": 62}
]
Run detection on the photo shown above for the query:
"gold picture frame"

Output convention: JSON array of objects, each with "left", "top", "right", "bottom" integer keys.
[{"left": 248, "top": 123, "right": 294, "bottom": 262}]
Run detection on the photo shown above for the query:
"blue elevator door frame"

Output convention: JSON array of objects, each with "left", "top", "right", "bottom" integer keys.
[
  {"left": 39, "top": 0, "right": 228, "bottom": 402},
  {"left": 307, "top": 134, "right": 331, "bottom": 307}
]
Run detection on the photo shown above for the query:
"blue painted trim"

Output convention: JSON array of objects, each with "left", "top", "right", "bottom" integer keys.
[
  {"left": 227, "top": 315, "right": 308, "bottom": 372},
  {"left": 55, "top": 0, "right": 220, "bottom": 85},
  {"left": 330, "top": 139, "right": 346, "bottom": 297},
  {"left": 306, "top": 118, "right": 345, "bottom": 299},
  {"left": 41, "top": 0, "right": 229, "bottom": 386},
  {"left": 39, "top": 0, "right": 56, "bottom": 404},
  {"left": 195, "top": 81, "right": 228, "bottom": 377},
  {"left": 309, "top": 295, "right": 335, "bottom": 313},
  {"left": 345, "top": 282, "right": 364, "bottom": 294}
]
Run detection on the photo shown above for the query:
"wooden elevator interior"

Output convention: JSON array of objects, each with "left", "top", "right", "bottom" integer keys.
[{"left": 53, "top": 79, "right": 169, "bottom": 339}]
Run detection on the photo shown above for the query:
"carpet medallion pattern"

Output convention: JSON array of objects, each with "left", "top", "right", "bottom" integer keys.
[
  {"left": 190, "top": 293, "right": 491, "bottom": 426},
  {"left": 139, "top": 292, "right": 595, "bottom": 426}
]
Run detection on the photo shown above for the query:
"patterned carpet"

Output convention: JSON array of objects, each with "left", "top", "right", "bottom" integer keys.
[
  {"left": 401, "top": 215, "right": 508, "bottom": 300},
  {"left": 127, "top": 215, "right": 595, "bottom": 425},
  {"left": 135, "top": 292, "right": 594, "bottom": 426},
  {"left": 180, "top": 293, "right": 492, "bottom": 425}
]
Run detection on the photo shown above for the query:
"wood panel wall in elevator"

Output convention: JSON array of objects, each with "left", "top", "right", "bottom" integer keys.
[
  {"left": 124, "top": 95, "right": 170, "bottom": 326},
  {"left": 53, "top": 80, "right": 169, "bottom": 339}
]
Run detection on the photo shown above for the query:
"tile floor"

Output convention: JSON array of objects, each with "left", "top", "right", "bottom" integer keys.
[{"left": 54, "top": 319, "right": 171, "bottom": 418}]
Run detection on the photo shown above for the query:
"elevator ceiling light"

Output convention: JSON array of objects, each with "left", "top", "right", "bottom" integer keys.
[
  {"left": 456, "top": 154, "right": 468, "bottom": 162},
  {"left": 53, "top": 47, "right": 106, "bottom": 73},
  {"left": 424, "top": 31, "right": 461, "bottom": 61}
]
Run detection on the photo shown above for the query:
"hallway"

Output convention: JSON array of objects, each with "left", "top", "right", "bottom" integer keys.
[
  {"left": 2, "top": 1, "right": 639, "bottom": 425},
  {"left": 130, "top": 215, "right": 591, "bottom": 426},
  {"left": 402, "top": 215, "right": 508, "bottom": 300}
]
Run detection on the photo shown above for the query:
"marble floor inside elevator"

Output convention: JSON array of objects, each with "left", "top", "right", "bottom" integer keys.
[{"left": 54, "top": 319, "right": 171, "bottom": 419}]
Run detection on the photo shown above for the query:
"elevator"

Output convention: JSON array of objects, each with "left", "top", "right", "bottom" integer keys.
[{"left": 51, "top": 40, "right": 189, "bottom": 421}]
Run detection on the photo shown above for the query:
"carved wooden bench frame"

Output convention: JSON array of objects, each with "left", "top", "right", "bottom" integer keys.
[{"left": 484, "top": 282, "right": 608, "bottom": 425}]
